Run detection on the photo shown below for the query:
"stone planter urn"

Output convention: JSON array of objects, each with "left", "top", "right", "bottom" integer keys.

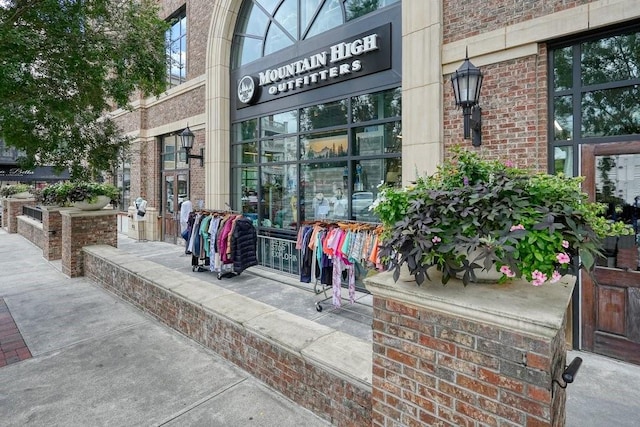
[{"left": 72, "top": 195, "right": 111, "bottom": 211}]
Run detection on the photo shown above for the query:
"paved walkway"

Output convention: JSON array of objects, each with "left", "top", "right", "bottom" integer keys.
[
  {"left": 0, "top": 230, "right": 329, "bottom": 426},
  {"left": 1, "top": 229, "right": 640, "bottom": 425}
]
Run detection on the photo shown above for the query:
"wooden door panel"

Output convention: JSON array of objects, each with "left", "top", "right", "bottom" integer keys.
[
  {"left": 597, "top": 286, "right": 625, "bottom": 335},
  {"left": 581, "top": 142, "right": 640, "bottom": 365}
]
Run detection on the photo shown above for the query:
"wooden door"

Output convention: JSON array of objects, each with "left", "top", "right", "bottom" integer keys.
[
  {"left": 581, "top": 142, "right": 640, "bottom": 364},
  {"left": 162, "top": 172, "right": 188, "bottom": 244}
]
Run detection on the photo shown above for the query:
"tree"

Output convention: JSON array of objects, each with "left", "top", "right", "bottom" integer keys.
[{"left": 0, "top": 0, "right": 168, "bottom": 180}]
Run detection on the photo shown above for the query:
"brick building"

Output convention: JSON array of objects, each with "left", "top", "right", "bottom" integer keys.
[{"left": 113, "top": 1, "right": 640, "bottom": 364}]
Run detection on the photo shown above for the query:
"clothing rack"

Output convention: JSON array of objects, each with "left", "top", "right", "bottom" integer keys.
[
  {"left": 297, "top": 219, "right": 383, "bottom": 312},
  {"left": 186, "top": 209, "right": 258, "bottom": 279}
]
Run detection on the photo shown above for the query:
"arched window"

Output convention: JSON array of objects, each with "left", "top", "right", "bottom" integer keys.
[{"left": 232, "top": 0, "right": 400, "bottom": 68}]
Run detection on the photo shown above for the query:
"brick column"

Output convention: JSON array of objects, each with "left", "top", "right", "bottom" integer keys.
[
  {"left": 2, "top": 198, "right": 36, "bottom": 233},
  {"left": 42, "top": 206, "right": 74, "bottom": 261},
  {"left": 60, "top": 209, "right": 117, "bottom": 277},
  {"left": 365, "top": 270, "right": 575, "bottom": 427}
]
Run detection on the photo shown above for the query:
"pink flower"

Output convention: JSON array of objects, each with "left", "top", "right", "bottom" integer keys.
[
  {"left": 510, "top": 224, "right": 525, "bottom": 232},
  {"left": 556, "top": 253, "right": 570, "bottom": 264},
  {"left": 432, "top": 236, "right": 441, "bottom": 244},
  {"left": 500, "top": 265, "right": 516, "bottom": 277},
  {"left": 562, "top": 240, "right": 569, "bottom": 249},
  {"left": 531, "top": 270, "right": 547, "bottom": 286},
  {"left": 550, "top": 271, "right": 562, "bottom": 283},
  {"left": 505, "top": 160, "right": 514, "bottom": 167}
]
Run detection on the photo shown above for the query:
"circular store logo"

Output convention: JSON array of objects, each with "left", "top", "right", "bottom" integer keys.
[{"left": 237, "top": 75, "right": 258, "bottom": 104}]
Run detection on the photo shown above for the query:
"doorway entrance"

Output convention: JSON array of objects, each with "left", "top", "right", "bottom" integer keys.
[
  {"left": 581, "top": 141, "right": 640, "bottom": 364},
  {"left": 162, "top": 172, "right": 188, "bottom": 244}
]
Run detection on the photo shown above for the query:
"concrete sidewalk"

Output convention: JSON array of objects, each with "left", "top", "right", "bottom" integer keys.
[
  {"left": 0, "top": 230, "right": 329, "bottom": 426},
  {"left": 1, "top": 229, "right": 640, "bottom": 425}
]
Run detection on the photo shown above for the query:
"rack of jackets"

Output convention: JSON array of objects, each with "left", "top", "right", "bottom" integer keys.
[
  {"left": 186, "top": 210, "right": 258, "bottom": 279},
  {"left": 296, "top": 220, "right": 384, "bottom": 311}
]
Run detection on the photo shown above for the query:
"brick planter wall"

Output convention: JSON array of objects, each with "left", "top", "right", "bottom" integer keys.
[
  {"left": 17, "top": 216, "right": 44, "bottom": 249},
  {"left": 60, "top": 210, "right": 117, "bottom": 277},
  {"left": 2, "top": 198, "right": 37, "bottom": 233},
  {"left": 365, "top": 271, "right": 575, "bottom": 427},
  {"left": 83, "top": 245, "right": 372, "bottom": 426},
  {"left": 42, "top": 207, "right": 73, "bottom": 261}
]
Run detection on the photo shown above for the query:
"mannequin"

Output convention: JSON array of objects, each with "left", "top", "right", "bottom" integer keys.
[
  {"left": 180, "top": 198, "right": 193, "bottom": 254},
  {"left": 313, "top": 192, "right": 329, "bottom": 219},
  {"left": 135, "top": 197, "right": 147, "bottom": 241}
]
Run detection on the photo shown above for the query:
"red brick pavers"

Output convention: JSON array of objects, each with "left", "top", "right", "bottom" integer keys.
[{"left": 0, "top": 298, "right": 31, "bottom": 367}]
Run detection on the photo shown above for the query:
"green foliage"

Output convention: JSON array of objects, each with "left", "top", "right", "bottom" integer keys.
[
  {"left": 374, "top": 148, "right": 610, "bottom": 287},
  {"left": 39, "top": 181, "right": 120, "bottom": 206},
  {"left": 0, "top": 0, "right": 169, "bottom": 180},
  {"left": 0, "top": 183, "right": 30, "bottom": 197}
]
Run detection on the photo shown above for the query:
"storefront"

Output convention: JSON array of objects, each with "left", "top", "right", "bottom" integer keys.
[{"left": 228, "top": 1, "right": 402, "bottom": 267}]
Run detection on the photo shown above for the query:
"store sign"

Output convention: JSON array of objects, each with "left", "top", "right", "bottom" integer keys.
[
  {"left": 0, "top": 166, "right": 70, "bottom": 181},
  {"left": 237, "top": 24, "right": 391, "bottom": 107}
]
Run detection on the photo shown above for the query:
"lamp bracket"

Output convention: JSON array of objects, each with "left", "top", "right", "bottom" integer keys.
[{"left": 185, "top": 147, "right": 205, "bottom": 167}]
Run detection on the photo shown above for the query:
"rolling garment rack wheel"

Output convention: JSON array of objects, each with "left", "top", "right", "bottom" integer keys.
[{"left": 315, "top": 303, "right": 323, "bottom": 312}]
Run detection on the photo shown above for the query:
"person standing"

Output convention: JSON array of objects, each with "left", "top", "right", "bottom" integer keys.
[
  {"left": 180, "top": 198, "right": 193, "bottom": 254},
  {"left": 135, "top": 197, "right": 147, "bottom": 241}
]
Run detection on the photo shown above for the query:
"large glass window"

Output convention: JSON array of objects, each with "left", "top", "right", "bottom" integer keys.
[
  {"left": 549, "top": 26, "right": 640, "bottom": 174},
  {"left": 166, "top": 10, "right": 187, "bottom": 88},
  {"left": 232, "top": 0, "right": 400, "bottom": 68},
  {"left": 231, "top": 87, "right": 401, "bottom": 231}
]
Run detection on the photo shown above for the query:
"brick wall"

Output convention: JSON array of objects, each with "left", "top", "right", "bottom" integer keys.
[
  {"left": 366, "top": 273, "right": 574, "bottom": 427},
  {"left": 17, "top": 217, "right": 44, "bottom": 250},
  {"left": 443, "top": 0, "right": 592, "bottom": 44},
  {"left": 443, "top": 47, "right": 548, "bottom": 172},
  {"left": 61, "top": 211, "right": 117, "bottom": 277},
  {"left": 42, "top": 207, "right": 67, "bottom": 260},
  {"left": 2, "top": 198, "right": 37, "bottom": 233},
  {"left": 84, "top": 248, "right": 372, "bottom": 427}
]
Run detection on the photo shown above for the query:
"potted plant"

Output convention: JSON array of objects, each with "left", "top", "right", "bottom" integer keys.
[
  {"left": 38, "top": 181, "right": 120, "bottom": 209},
  {"left": 0, "top": 183, "right": 32, "bottom": 198},
  {"left": 371, "top": 147, "right": 622, "bottom": 286}
]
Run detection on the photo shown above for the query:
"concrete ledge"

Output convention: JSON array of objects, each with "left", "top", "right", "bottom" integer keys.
[{"left": 83, "top": 244, "right": 373, "bottom": 426}]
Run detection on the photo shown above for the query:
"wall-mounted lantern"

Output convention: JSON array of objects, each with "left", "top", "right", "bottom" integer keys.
[
  {"left": 180, "top": 125, "right": 204, "bottom": 166},
  {"left": 451, "top": 50, "right": 484, "bottom": 146}
]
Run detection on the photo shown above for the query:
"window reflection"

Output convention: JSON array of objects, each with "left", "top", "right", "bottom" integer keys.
[
  {"left": 581, "top": 86, "right": 640, "bottom": 137},
  {"left": 232, "top": 141, "right": 258, "bottom": 164},
  {"left": 166, "top": 12, "right": 186, "bottom": 88},
  {"left": 300, "top": 99, "right": 348, "bottom": 131},
  {"left": 232, "top": 0, "right": 399, "bottom": 67},
  {"left": 582, "top": 33, "right": 640, "bottom": 86},
  {"left": 237, "top": 166, "right": 259, "bottom": 224},
  {"left": 300, "top": 130, "right": 348, "bottom": 160},
  {"left": 553, "top": 95, "right": 572, "bottom": 140},
  {"left": 353, "top": 122, "right": 401, "bottom": 155},
  {"left": 553, "top": 146, "right": 573, "bottom": 177},
  {"left": 261, "top": 164, "right": 298, "bottom": 229},
  {"left": 261, "top": 110, "right": 298, "bottom": 136},
  {"left": 594, "top": 154, "right": 640, "bottom": 254},
  {"left": 232, "top": 119, "right": 258, "bottom": 142},
  {"left": 352, "top": 88, "right": 402, "bottom": 123},
  {"left": 301, "top": 161, "right": 348, "bottom": 221},
  {"left": 553, "top": 47, "right": 572, "bottom": 91},
  {"left": 261, "top": 137, "right": 297, "bottom": 162},
  {"left": 264, "top": 22, "right": 294, "bottom": 56},
  {"left": 306, "top": 0, "right": 342, "bottom": 39}
]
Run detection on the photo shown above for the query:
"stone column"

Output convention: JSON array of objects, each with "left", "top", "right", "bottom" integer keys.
[
  {"left": 2, "top": 198, "right": 36, "bottom": 233},
  {"left": 365, "top": 270, "right": 575, "bottom": 427},
  {"left": 42, "top": 206, "right": 74, "bottom": 261},
  {"left": 60, "top": 209, "right": 117, "bottom": 277}
]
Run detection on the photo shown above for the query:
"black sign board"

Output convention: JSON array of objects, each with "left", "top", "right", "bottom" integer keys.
[{"left": 236, "top": 23, "right": 392, "bottom": 107}]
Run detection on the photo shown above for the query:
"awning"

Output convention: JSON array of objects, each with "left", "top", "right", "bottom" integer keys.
[{"left": 0, "top": 166, "right": 70, "bottom": 182}]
